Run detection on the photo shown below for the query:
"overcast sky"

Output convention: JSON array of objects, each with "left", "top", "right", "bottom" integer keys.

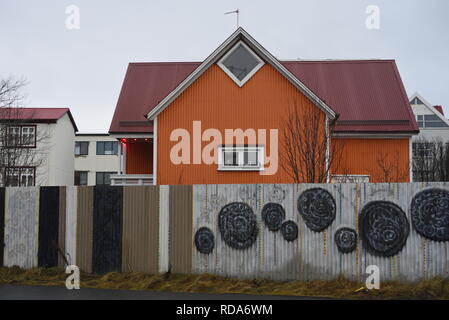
[{"left": 1, "top": 0, "right": 448, "bottom": 133}]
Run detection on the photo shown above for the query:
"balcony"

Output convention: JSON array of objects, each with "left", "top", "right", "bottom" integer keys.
[{"left": 110, "top": 174, "right": 153, "bottom": 186}]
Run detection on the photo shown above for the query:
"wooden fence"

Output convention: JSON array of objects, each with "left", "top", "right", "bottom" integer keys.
[{"left": 1, "top": 183, "right": 449, "bottom": 282}]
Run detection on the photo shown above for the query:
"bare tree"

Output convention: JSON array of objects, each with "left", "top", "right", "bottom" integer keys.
[
  {"left": 376, "top": 151, "right": 410, "bottom": 183},
  {"left": 280, "top": 102, "right": 344, "bottom": 183},
  {"left": 0, "top": 77, "right": 50, "bottom": 187},
  {"left": 412, "top": 138, "right": 449, "bottom": 182}
]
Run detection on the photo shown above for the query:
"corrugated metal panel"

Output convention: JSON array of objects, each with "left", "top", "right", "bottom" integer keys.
[
  {"left": 158, "top": 185, "right": 170, "bottom": 272},
  {"left": 4, "top": 187, "right": 39, "bottom": 269},
  {"left": 333, "top": 138, "right": 410, "bottom": 183},
  {"left": 169, "top": 185, "right": 193, "bottom": 273},
  {"left": 76, "top": 186, "right": 93, "bottom": 273},
  {"left": 38, "top": 187, "right": 60, "bottom": 268},
  {"left": 122, "top": 186, "right": 159, "bottom": 273},
  {"left": 58, "top": 187, "right": 67, "bottom": 268},
  {"left": 109, "top": 62, "right": 199, "bottom": 133},
  {"left": 92, "top": 186, "right": 123, "bottom": 274},
  {"left": 110, "top": 60, "right": 417, "bottom": 134},
  {"left": 192, "top": 183, "right": 449, "bottom": 282},
  {"left": 65, "top": 186, "right": 77, "bottom": 266},
  {"left": 125, "top": 141, "right": 153, "bottom": 174},
  {"left": 0, "top": 188, "right": 5, "bottom": 267}
]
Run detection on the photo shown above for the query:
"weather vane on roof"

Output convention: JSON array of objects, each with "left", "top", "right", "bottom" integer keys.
[{"left": 224, "top": 9, "right": 239, "bottom": 29}]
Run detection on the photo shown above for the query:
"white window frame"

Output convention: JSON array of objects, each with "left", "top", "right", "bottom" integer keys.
[
  {"left": 217, "top": 41, "right": 265, "bottom": 87},
  {"left": 218, "top": 146, "right": 264, "bottom": 171},
  {"left": 331, "top": 175, "right": 370, "bottom": 183},
  {"left": 21, "top": 126, "right": 36, "bottom": 147}
]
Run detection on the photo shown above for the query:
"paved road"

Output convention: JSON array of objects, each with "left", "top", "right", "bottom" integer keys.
[{"left": 0, "top": 284, "right": 324, "bottom": 300}]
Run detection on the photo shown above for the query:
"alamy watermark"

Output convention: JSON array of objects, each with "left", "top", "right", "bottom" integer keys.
[
  {"left": 365, "top": 5, "right": 380, "bottom": 30},
  {"left": 65, "top": 265, "right": 80, "bottom": 290},
  {"left": 65, "top": 5, "right": 80, "bottom": 30}
]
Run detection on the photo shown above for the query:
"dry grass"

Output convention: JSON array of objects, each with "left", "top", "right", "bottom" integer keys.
[{"left": 1, "top": 267, "right": 448, "bottom": 299}]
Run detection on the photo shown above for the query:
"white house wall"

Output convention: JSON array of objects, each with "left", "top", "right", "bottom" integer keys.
[{"left": 74, "top": 135, "right": 120, "bottom": 185}]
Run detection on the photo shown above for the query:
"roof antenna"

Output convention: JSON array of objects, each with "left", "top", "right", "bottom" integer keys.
[{"left": 224, "top": 9, "right": 239, "bottom": 29}]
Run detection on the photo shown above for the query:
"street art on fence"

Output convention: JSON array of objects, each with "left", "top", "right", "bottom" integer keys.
[{"left": 1, "top": 183, "right": 449, "bottom": 282}]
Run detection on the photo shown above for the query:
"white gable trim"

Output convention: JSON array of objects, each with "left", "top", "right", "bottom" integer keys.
[
  {"left": 409, "top": 92, "right": 449, "bottom": 127},
  {"left": 146, "top": 28, "right": 336, "bottom": 120}
]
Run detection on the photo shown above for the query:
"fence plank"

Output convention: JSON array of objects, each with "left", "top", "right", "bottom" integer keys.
[
  {"left": 76, "top": 186, "right": 93, "bottom": 273},
  {"left": 4, "top": 187, "right": 39, "bottom": 268},
  {"left": 92, "top": 186, "right": 123, "bottom": 274},
  {"left": 0, "top": 188, "right": 4, "bottom": 267},
  {"left": 38, "top": 186, "right": 60, "bottom": 268},
  {"left": 169, "top": 185, "right": 193, "bottom": 273},
  {"left": 122, "top": 186, "right": 159, "bottom": 273}
]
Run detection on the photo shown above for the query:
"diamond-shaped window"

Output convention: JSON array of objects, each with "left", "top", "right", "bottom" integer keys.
[{"left": 218, "top": 42, "right": 264, "bottom": 87}]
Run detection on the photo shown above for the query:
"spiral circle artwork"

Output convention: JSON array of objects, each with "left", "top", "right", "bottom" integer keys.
[
  {"left": 359, "top": 201, "right": 409, "bottom": 257},
  {"left": 297, "top": 188, "right": 336, "bottom": 232},
  {"left": 261, "top": 203, "right": 285, "bottom": 231},
  {"left": 218, "top": 202, "right": 258, "bottom": 250},
  {"left": 194, "top": 227, "right": 215, "bottom": 254},
  {"left": 281, "top": 220, "right": 298, "bottom": 242},
  {"left": 334, "top": 227, "right": 357, "bottom": 253},
  {"left": 410, "top": 188, "right": 449, "bottom": 241}
]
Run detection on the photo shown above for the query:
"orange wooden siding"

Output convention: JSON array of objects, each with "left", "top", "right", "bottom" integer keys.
[
  {"left": 155, "top": 63, "right": 411, "bottom": 184},
  {"left": 332, "top": 138, "right": 410, "bottom": 182},
  {"left": 156, "top": 64, "right": 325, "bottom": 185},
  {"left": 125, "top": 141, "right": 153, "bottom": 174}
]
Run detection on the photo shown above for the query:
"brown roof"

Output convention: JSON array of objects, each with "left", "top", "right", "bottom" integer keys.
[
  {"left": 109, "top": 60, "right": 418, "bottom": 134},
  {"left": 0, "top": 107, "right": 78, "bottom": 131}
]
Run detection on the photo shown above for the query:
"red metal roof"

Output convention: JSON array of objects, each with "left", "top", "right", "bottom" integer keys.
[
  {"left": 109, "top": 60, "right": 418, "bottom": 134},
  {"left": 0, "top": 107, "right": 78, "bottom": 131},
  {"left": 434, "top": 105, "right": 444, "bottom": 116}
]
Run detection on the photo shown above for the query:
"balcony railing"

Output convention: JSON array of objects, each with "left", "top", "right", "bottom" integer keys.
[{"left": 110, "top": 174, "right": 153, "bottom": 186}]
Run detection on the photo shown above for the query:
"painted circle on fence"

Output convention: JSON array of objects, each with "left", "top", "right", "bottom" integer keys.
[
  {"left": 218, "top": 202, "right": 258, "bottom": 250},
  {"left": 410, "top": 188, "right": 449, "bottom": 241},
  {"left": 281, "top": 220, "right": 298, "bottom": 242},
  {"left": 334, "top": 227, "right": 357, "bottom": 253},
  {"left": 359, "top": 201, "right": 409, "bottom": 257},
  {"left": 297, "top": 188, "right": 336, "bottom": 232},
  {"left": 194, "top": 227, "right": 215, "bottom": 254},
  {"left": 261, "top": 203, "right": 285, "bottom": 231}
]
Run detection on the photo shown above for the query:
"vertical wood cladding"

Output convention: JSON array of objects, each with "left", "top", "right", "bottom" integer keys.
[
  {"left": 92, "top": 186, "right": 123, "bottom": 274},
  {"left": 122, "top": 186, "right": 159, "bottom": 273},
  {"left": 38, "top": 187, "right": 60, "bottom": 268},
  {"left": 169, "top": 185, "right": 193, "bottom": 273},
  {"left": 332, "top": 138, "right": 410, "bottom": 182},
  {"left": 157, "top": 64, "right": 323, "bottom": 185},
  {"left": 125, "top": 141, "right": 153, "bottom": 174},
  {"left": 76, "top": 186, "right": 93, "bottom": 273},
  {"left": 0, "top": 188, "right": 4, "bottom": 267},
  {"left": 58, "top": 187, "right": 67, "bottom": 268}
]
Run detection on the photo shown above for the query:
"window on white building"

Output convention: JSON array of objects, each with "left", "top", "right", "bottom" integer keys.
[
  {"left": 5, "top": 167, "right": 35, "bottom": 187},
  {"left": 75, "top": 141, "right": 89, "bottom": 156},
  {"left": 74, "top": 171, "right": 88, "bottom": 185},
  {"left": 416, "top": 115, "right": 449, "bottom": 128},
  {"left": 96, "top": 141, "right": 118, "bottom": 155},
  {"left": 218, "top": 146, "right": 264, "bottom": 171}
]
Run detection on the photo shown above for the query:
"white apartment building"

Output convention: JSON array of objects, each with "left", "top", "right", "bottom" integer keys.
[
  {"left": 74, "top": 134, "right": 120, "bottom": 185},
  {"left": 0, "top": 107, "right": 77, "bottom": 186}
]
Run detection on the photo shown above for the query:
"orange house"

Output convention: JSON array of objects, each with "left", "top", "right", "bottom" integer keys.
[{"left": 109, "top": 28, "right": 418, "bottom": 185}]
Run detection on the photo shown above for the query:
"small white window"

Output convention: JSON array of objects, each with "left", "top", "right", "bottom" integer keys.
[
  {"left": 21, "top": 126, "right": 36, "bottom": 147},
  {"left": 217, "top": 41, "right": 264, "bottom": 87},
  {"left": 218, "top": 146, "right": 264, "bottom": 171},
  {"left": 331, "top": 175, "right": 370, "bottom": 183}
]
